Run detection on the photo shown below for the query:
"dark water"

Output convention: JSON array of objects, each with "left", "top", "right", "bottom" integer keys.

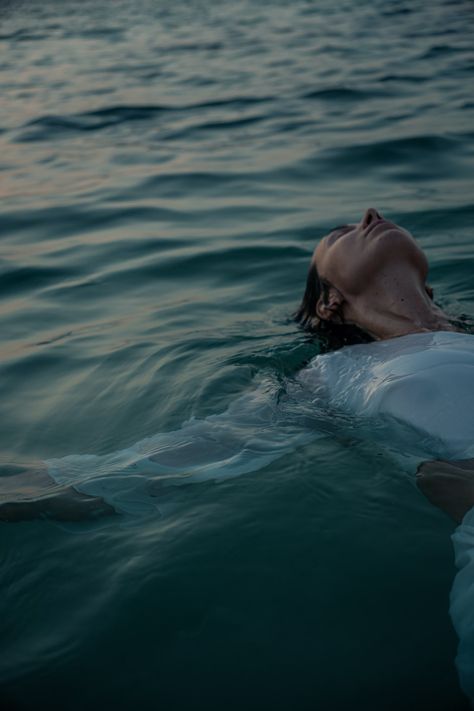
[{"left": 1, "top": 0, "right": 474, "bottom": 708}]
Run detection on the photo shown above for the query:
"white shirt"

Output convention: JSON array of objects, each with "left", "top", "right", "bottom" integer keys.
[{"left": 298, "top": 330, "right": 474, "bottom": 461}]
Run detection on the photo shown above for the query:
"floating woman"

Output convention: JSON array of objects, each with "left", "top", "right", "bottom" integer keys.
[{"left": 1, "top": 208, "right": 473, "bottom": 701}]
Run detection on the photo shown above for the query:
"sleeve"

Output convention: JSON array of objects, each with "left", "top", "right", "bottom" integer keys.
[{"left": 46, "top": 377, "right": 317, "bottom": 518}]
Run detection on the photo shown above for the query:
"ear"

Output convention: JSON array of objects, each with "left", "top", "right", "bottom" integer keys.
[
  {"left": 425, "top": 284, "right": 434, "bottom": 300},
  {"left": 316, "top": 286, "right": 344, "bottom": 324}
]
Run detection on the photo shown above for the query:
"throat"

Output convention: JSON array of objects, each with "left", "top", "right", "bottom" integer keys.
[
  {"left": 347, "top": 283, "right": 457, "bottom": 341},
  {"left": 368, "top": 310, "right": 457, "bottom": 340}
]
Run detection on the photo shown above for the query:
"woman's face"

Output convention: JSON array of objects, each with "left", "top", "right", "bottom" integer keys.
[{"left": 313, "top": 208, "right": 429, "bottom": 297}]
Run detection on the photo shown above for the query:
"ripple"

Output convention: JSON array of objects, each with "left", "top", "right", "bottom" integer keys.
[
  {"left": 0, "top": 203, "right": 200, "bottom": 241},
  {"left": 17, "top": 108, "right": 173, "bottom": 140},
  {"left": 420, "top": 43, "right": 471, "bottom": 59},
  {"left": 63, "top": 27, "right": 125, "bottom": 40},
  {"left": 378, "top": 73, "right": 428, "bottom": 84},
  {"left": 0, "top": 264, "right": 79, "bottom": 298},
  {"left": 0, "top": 29, "right": 48, "bottom": 41},
  {"left": 319, "top": 133, "right": 469, "bottom": 168},
  {"left": 113, "top": 171, "right": 272, "bottom": 200},
  {"left": 302, "top": 87, "right": 390, "bottom": 101},
  {"left": 15, "top": 96, "right": 275, "bottom": 141}
]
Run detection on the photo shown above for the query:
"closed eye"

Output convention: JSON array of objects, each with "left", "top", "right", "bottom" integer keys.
[{"left": 326, "top": 224, "right": 353, "bottom": 245}]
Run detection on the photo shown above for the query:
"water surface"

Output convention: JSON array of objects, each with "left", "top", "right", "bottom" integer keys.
[{"left": 1, "top": 0, "right": 474, "bottom": 708}]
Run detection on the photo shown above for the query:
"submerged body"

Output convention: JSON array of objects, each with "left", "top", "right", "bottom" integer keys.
[
  {"left": 41, "top": 331, "right": 474, "bottom": 502},
  {"left": 43, "top": 329, "right": 474, "bottom": 699}
]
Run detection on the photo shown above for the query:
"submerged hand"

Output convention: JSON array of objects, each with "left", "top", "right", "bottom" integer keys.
[{"left": 416, "top": 458, "right": 474, "bottom": 524}]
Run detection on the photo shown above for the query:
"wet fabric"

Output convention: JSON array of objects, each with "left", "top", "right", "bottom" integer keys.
[
  {"left": 451, "top": 507, "right": 474, "bottom": 703},
  {"left": 298, "top": 330, "right": 474, "bottom": 461},
  {"left": 48, "top": 330, "right": 474, "bottom": 509}
]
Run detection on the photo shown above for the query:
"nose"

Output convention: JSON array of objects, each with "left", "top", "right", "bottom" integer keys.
[{"left": 361, "top": 207, "right": 381, "bottom": 229}]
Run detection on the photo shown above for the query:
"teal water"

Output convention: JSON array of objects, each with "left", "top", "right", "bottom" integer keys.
[{"left": 1, "top": 0, "right": 474, "bottom": 708}]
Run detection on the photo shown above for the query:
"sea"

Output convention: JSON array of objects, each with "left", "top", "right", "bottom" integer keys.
[{"left": 1, "top": 0, "right": 474, "bottom": 708}]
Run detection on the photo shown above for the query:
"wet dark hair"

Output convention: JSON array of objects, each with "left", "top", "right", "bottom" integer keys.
[
  {"left": 295, "top": 261, "right": 373, "bottom": 348},
  {"left": 295, "top": 262, "right": 326, "bottom": 331}
]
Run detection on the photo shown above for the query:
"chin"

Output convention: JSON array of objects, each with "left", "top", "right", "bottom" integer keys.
[{"left": 367, "top": 222, "right": 410, "bottom": 241}]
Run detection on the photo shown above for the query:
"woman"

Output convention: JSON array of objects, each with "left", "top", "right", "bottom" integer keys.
[
  {"left": 295, "top": 207, "right": 474, "bottom": 503},
  {"left": 4, "top": 207, "right": 471, "bottom": 513}
]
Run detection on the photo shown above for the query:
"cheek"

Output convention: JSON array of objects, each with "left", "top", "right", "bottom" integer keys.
[{"left": 327, "top": 247, "right": 375, "bottom": 295}]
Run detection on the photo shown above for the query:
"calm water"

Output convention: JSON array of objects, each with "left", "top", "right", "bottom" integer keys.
[{"left": 1, "top": 0, "right": 474, "bottom": 708}]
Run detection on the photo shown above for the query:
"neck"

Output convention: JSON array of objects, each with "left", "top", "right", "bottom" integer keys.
[
  {"left": 363, "top": 307, "right": 456, "bottom": 341},
  {"left": 344, "top": 272, "right": 458, "bottom": 341}
]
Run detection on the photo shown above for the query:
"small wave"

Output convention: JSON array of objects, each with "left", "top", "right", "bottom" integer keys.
[
  {"left": 16, "top": 97, "right": 274, "bottom": 141},
  {"left": 318, "top": 133, "right": 467, "bottom": 170},
  {"left": 168, "top": 114, "right": 267, "bottom": 139},
  {"left": 302, "top": 87, "right": 390, "bottom": 101},
  {"left": 378, "top": 73, "right": 428, "bottom": 84},
  {"left": 0, "top": 203, "right": 205, "bottom": 247},
  {"left": 0, "top": 29, "right": 48, "bottom": 41},
  {"left": 0, "top": 264, "right": 79, "bottom": 298},
  {"left": 86, "top": 242, "right": 302, "bottom": 292},
  {"left": 116, "top": 171, "right": 266, "bottom": 200},
  {"left": 154, "top": 41, "right": 223, "bottom": 53},
  {"left": 420, "top": 44, "right": 471, "bottom": 60},
  {"left": 187, "top": 96, "right": 273, "bottom": 110},
  {"left": 380, "top": 6, "right": 412, "bottom": 16},
  {"left": 62, "top": 27, "right": 124, "bottom": 40},
  {"left": 18, "top": 107, "right": 171, "bottom": 140}
]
